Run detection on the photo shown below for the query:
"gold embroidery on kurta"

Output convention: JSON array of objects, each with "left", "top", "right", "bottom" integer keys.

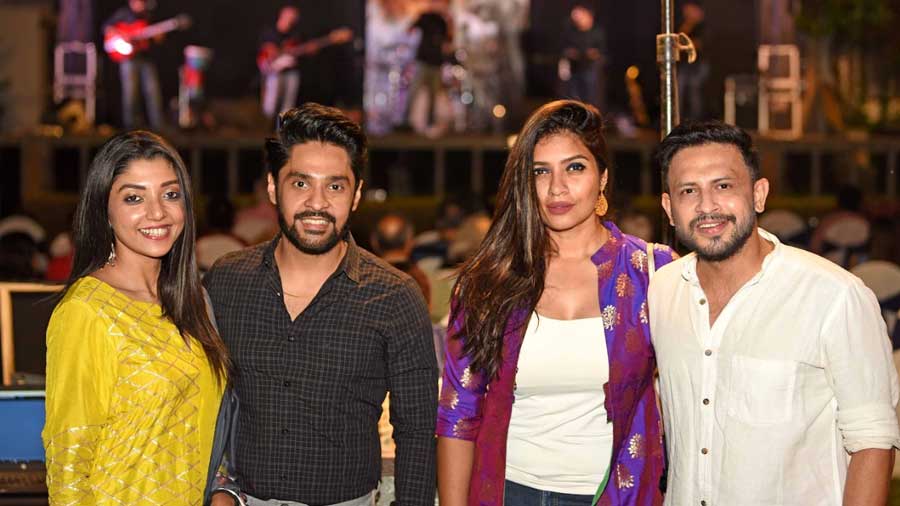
[
  {"left": 596, "top": 260, "right": 613, "bottom": 280},
  {"left": 628, "top": 433, "right": 645, "bottom": 458},
  {"left": 602, "top": 305, "right": 619, "bottom": 330},
  {"left": 460, "top": 366, "right": 474, "bottom": 389},
  {"left": 631, "top": 250, "right": 648, "bottom": 272},
  {"left": 639, "top": 301, "right": 649, "bottom": 324},
  {"left": 615, "top": 273, "right": 635, "bottom": 298},
  {"left": 439, "top": 388, "right": 459, "bottom": 410},
  {"left": 452, "top": 418, "right": 476, "bottom": 438},
  {"left": 624, "top": 328, "right": 643, "bottom": 353},
  {"left": 616, "top": 464, "right": 635, "bottom": 489}
]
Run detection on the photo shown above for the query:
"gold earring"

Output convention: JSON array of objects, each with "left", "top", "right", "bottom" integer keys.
[{"left": 594, "top": 193, "right": 608, "bottom": 216}]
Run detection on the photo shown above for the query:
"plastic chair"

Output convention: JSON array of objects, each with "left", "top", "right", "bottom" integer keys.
[
  {"left": 851, "top": 260, "right": 900, "bottom": 345},
  {"left": 759, "top": 209, "right": 807, "bottom": 247}
]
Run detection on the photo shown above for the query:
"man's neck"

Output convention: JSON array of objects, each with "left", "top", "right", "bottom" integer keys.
[
  {"left": 274, "top": 237, "right": 348, "bottom": 280},
  {"left": 696, "top": 228, "right": 773, "bottom": 294}
]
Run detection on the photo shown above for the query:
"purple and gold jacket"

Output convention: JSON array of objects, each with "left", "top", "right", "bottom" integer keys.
[{"left": 436, "top": 223, "right": 676, "bottom": 506}]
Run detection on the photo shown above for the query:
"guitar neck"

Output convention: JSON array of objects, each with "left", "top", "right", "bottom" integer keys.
[
  {"left": 129, "top": 19, "right": 182, "bottom": 41},
  {"left": 284, "top": 34, "right": 336, "bottom": 56}
]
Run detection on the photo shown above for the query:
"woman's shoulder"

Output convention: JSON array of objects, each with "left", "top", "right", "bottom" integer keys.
[
  {"left": 614, "top": 232, "right": 679, "bottom": 268},
  {"left": 58, "top": 276, "right": 159, "bottom": 320}
]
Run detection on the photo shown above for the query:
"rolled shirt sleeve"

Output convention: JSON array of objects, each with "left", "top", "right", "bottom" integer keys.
[{"left": 822, "top": 277, "right": 900, "bottom": 453}]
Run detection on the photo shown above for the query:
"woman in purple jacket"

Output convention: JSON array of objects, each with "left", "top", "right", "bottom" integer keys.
[{"left": 436, "top": 100, "right": 676, "bottom": 506}]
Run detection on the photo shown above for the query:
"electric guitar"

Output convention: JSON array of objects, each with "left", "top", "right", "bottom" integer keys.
[
  {"left": 257, "top": 27, "right": 353, "bottom": 74},
  {"left": 104, "top": 14, "right": 192, "bottom": 63}
]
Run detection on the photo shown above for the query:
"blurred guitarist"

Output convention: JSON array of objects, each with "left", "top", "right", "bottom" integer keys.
[
  {"left": 257, "top": 5, "right": 353, "bottom": 121},
  {"left": 258, "top": 5, "right": 302, "bottom": 121},
  {"left": 103, "top": 0, "right": 165, "bottom": 129}
]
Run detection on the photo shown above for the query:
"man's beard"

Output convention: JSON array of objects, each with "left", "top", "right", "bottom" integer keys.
[
  {"left": 676, "top": 211, "right": 756, "bottom": 262},
  {"left": 278, "top": 208, "right": 350, "bottom": 255}
]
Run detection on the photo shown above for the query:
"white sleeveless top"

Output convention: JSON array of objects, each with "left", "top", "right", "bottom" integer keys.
[{"left": 505, "top": 312, "right": 613, "bottom": 495}]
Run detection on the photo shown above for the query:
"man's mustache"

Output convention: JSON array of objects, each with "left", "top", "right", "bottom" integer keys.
[{"left": 689, "top": 213, "right": 736, "bottom": 229}]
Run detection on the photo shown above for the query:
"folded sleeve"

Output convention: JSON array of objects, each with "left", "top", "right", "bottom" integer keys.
[
  {"left": 822, "top": 279, "right": 900, "bottom": 453},
  {"left": 436, "top": 299, "right": 488, "bottom": 441},
  {"left": 42, "top": 298, "right": 117, "bottom": 506}
]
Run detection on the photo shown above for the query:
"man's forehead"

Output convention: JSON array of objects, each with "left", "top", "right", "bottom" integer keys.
[
  {"left": 669, "top": 143, "right": 749, "bottom": 180},
  {"left": 283, "top": 141, "right": 353, "bottom": 177}
]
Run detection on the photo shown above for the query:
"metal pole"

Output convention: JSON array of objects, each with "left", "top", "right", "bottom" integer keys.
[{"left": 658, "top": 0, "right": 679, "bottom": 140}]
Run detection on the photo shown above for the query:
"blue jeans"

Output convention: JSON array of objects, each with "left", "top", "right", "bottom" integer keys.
[
  {"left": 119, "top": 57, "right": 164, "bottom": 129},
  {"left": 504, "top": 481, "right": 594, "bottom": 506},
  {"left": 563, "top": 61, "right": 604, "bottom": 112}
]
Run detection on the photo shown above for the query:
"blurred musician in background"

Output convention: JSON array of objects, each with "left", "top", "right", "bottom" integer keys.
[
  {"left": 677, "top": 1, "right": 709, "bottom": 120},
  {"left": 258, "top": 5, "right": 353, "bottom": 122},
  {"left": 407, "top": 0, "right": 454, "bottom": 138},
  {"left": 258, "top": 5, "right": 304, "bottom": 121},
  {"left": 103, "top": 0, "right": 165, "bottom": 129},
  {"left": 560, "top": 3, "right": 606, "bottom": 112}
]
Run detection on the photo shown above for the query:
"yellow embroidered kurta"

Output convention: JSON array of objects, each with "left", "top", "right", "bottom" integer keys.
[{"left": 42, "top": 276, "right": 223, "bottom": 506}]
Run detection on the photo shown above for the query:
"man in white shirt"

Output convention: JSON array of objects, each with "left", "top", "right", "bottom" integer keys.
[{"left": 649, "top": 120, "right": 900, "bottom": 506}]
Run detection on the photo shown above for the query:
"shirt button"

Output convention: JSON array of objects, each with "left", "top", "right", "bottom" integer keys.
[
  {"left": 699, "top": 298, "right": 707, "bottom": 305},
  {"left": 701, "top": 447, "right": 709, "bottom": 455},
  {"left": 702, "top": 398, "right": 710, "bottom": 405},
  {"left": 701, "top": 501, "right": 707, "bottom": 506},
  {"left": 287, "top": 336, "right": 295, "bottom": 342},
  {"left": 704, "top": 349, "right": 712, "bottom": 356},
  {"left": 282, "top": 428, "right": 289, "bottom": 434},
  {"left": 283, "top": 380, "right": 291, "bottom": 387},
  {"left": 280, "top": 474, "right": 288, "bottom": 481}
]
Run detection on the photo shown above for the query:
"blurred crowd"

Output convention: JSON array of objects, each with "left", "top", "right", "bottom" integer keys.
[{"left": 2, "top": 182, "right": 898, "bottom": 346}]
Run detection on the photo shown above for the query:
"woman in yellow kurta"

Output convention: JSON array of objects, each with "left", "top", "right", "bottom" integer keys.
[{"left": 42, "top": 130, "right": 229, "bottom": 505}]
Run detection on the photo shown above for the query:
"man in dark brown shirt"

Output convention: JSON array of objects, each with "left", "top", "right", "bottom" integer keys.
[{"left": 205, "top": 103, "right": 437, "bottom": 506}]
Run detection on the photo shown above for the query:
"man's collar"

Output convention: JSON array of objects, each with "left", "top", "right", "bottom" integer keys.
[
  {"left": 261, "top": 232, "right": 362, "bottom": 284},
  {"left": 341, "top": 234, "right": 362, "bottom": 284}
]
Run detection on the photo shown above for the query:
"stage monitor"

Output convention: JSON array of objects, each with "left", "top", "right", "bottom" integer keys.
[{"left": 0, "top": 282, "right": 63, "bottom": 386}]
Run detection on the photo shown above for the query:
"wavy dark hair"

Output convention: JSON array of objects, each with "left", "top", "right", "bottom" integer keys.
[
  {"left": 62, "top": 130, "right": 229, "bottom": 382},
  {"left": 265, "top": 102, "right": 368, "bottom": 186},
  {"left": 452, "top": 100, "right": 609, "bottom": 379}
]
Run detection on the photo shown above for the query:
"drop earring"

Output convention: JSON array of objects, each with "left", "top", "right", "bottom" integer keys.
[
  {"left": 594, "top": 193, "right": 608, "bottom": 216},
  {"left": 107, "top": 243, "right": 117, "bottom": 266}
]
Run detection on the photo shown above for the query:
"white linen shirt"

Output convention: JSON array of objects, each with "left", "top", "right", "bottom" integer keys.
[{"left": 650, "top": 228, "right": 900, "bottom": 506}]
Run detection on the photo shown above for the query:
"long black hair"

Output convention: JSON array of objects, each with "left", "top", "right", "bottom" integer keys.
[
  {"left": 63, "top": 130, "right": 229, "bottom": 381},
  {"left": 452, "top": 100, "right": 609, "bottom": 379}
]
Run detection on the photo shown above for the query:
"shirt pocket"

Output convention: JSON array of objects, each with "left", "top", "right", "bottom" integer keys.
[{"left": 727, "top": 354, "right": 797, "bottom": 426}]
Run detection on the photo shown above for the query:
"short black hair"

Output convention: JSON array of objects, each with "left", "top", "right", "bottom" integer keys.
[
  {"left": 656, "top": 120, "right": 759, "bottom": 192},
  {"left": 265, "top": 102, "right": 367, "bottom": 185}
]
